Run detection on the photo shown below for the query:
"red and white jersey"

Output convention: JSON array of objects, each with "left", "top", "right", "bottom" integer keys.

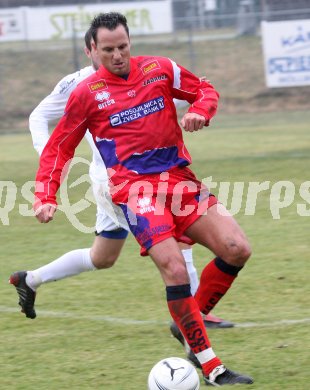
[
  {"left": 29, "top": 65, "right": 108, "bottom": 184},
  {"left": 35, "top": 55, "right": 219, "bottom": 207},
  {"left": 29, "top": 64, "right": 187, "bottom": 185}
]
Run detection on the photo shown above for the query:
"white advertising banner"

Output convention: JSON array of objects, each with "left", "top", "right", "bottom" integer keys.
[
  {"left": 0, "top": 8, "right": 25, "bottom": 42},
  {"left": 261, "top": 20, "right": 310, "bottom": 88},
  {"left": 0, "top": 1, "right": 172, "bottom": 42}
]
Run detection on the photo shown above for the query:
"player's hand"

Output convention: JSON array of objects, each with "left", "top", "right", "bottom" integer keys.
[
  {"left": 34, "top": 203, "right": 57, "bottom": 223},
  {"left": 199, "top": 76, "right": 210, "bottom": 83},
  {"left": 180, "top": 113, "right": 208, "bottom": 132}
]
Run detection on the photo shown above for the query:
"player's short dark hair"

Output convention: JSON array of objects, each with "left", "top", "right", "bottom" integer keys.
[
  {"left": 84, "top": 28, "right": 92, "bottom": 51},
  {"left": 90, "top": 12, "right": 129, "bottom": 44}
]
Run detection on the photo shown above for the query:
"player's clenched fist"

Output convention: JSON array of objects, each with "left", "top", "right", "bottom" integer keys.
[
  {"left": 180, "top": 112, "right": 208, "bottom": 132},
  {"left": 34, "top": 203, "right": 57, "bottom": 223}
]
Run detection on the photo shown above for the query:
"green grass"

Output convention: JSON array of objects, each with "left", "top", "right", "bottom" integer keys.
[{"left": 1, "top": 110, "right": 310, "bottom": 389}]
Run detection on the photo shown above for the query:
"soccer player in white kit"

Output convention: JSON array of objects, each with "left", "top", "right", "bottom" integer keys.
[{"left": 9, "top": 29, "right": 233, "bottom": 333}]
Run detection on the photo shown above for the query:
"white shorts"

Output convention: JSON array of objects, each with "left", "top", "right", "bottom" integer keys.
[{"left": 92, "top": 180, "right": 129, "bottom": 234}]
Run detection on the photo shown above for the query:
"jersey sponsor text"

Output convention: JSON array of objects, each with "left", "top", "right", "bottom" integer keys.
[{"left": 109, "top": 96, "right": 165, "bottom": 127}]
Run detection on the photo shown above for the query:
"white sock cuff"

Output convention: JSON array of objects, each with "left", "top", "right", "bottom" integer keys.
[
  {"left": 181, "top": 248, "right": 193, "bottom": 263},
  {"left": 195, "top": 347, "right": 216, "bottom": 364}
]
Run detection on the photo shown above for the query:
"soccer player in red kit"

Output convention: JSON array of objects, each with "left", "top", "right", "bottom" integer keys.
[{"left": 33, "top": 12, "right": 253, "bottom": 386}]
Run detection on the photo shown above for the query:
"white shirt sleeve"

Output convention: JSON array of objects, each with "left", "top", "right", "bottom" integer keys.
[
  {"left": 173, "top": 98, "right": 189, "bottom": 109},
  {"left": 29, "top": 66, "right": 94, "bottom": 155}
]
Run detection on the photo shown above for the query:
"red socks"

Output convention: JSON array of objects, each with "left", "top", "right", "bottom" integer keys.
[
  {"left": 195, "top": 257, "right": 242, "bottom": 315},
  {"left": 166, "top": 284, "right": 222, "bottom": 374},
  {"left": 166, "top": 259, "right": 243, "bottom": 375}
]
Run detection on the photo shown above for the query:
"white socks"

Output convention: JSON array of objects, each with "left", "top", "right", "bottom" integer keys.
[
  {"left": 181, "top": 248, "right": 199, "bottom": 295},
  {"left": 26, "top": 248, "right": 96, "bottom": 290},
  {"left": 25, "top": 247, "right": 199, "bottom": 294}
]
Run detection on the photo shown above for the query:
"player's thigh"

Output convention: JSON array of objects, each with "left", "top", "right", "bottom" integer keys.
[
  {"left": 94, "top": 207, "right": 128, "bottom": 267},
  {"left": 91, "top": 234, "right": 127, "bottom": 268},
  {"left": 184, "top": 203, "right": 251, "bottom": 264}
]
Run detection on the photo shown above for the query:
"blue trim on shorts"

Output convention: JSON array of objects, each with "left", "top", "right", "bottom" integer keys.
[{"left": 97, "top": 228, "right": 129, "bottom": 239}]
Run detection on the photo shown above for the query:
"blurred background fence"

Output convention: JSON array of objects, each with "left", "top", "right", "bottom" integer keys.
[{"left": 0, "top": 0, "right": 310, "bottom": 133}]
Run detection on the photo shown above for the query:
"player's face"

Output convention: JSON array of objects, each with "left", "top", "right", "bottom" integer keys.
[
  {"left": 84, "top": 43, "right": 101, "bottom": 71},
  {"left": 89, "top": 47, "right": 101, "bottom": 71},
  {"left": 93, "top": 25, "right": 131, "bottom": 76}
]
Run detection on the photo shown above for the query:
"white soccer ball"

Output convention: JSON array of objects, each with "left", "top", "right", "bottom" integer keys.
[{"left": 148, "top": 357, "right": 200, "bottom": 390}]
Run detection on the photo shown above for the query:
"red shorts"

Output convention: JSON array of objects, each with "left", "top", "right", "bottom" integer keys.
[{"left": 115, "top": 167, "right": 218, "bottom": 256}]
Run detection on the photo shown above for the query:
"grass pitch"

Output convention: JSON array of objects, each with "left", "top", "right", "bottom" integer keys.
[{"left": 0, "top": 110, "right": 309, "bottom": 389}]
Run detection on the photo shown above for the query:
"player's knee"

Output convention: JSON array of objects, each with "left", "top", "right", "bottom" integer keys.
[
  {"left": 238, "top": 240, "right": 252, "bottom": 263},
  {"left": 224, "top": 237, "right": 251, "bottom": 267},
  {"left": 160, "top": 255, "right": 189, "bottom": 285},
  {"left": 90, "top": 250, "right": 118, "bottom": 269}
]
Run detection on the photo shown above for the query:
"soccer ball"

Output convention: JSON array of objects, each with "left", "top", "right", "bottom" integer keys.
[{"left": 148, "top": 357, "right": 200, "bottom": 390}]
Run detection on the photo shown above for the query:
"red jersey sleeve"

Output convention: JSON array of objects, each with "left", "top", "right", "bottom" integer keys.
[
  {"left": 170, "top": 61, "right": 219, "bottom": 123},
  {"left": 34, "top": 93, "right": 88, "bottom": 209}
]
